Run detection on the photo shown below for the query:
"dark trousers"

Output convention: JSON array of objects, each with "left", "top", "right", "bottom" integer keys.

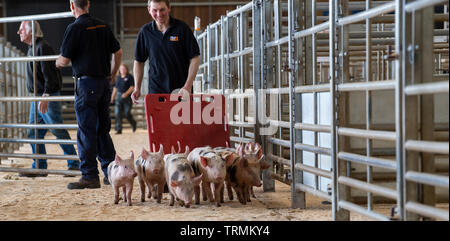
[
  {"left": 114, "top": 94, "right": 136, "bottom": 132},
  {"left": 75, "top": 77, "right": 116, "bottom": 180}
]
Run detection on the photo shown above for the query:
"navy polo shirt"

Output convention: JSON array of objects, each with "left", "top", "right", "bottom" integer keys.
[
  {"left": 134, "top": 17, "right": 200, "bottom": 94},
  {"left": 115, "top": 74, "right": 135, "bottom": 93},
  {"left": 60, "top": 14, "right": 121, "bottom": 78}
]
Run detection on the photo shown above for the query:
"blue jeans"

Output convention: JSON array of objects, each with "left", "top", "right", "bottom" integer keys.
[
  {"left": 75, "top": 77, "right": 116, "bottom": 180},
  {"left": 28, "top": 92, "right": 79, "bottom": 169},
  {"left": 114, "top": 94, "right": 136, "bottom": 132}
]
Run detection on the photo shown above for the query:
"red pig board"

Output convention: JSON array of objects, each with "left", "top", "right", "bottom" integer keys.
[{"left": 144, "top": 94, "right": 230, "bottom": 154}]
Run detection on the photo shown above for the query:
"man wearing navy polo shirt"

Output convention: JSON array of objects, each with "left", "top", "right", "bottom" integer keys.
[
  {"left": 56, "top": 0, "right": 123, "bottom": 189},
  {"left": 131, "top": 0, "right": 200, "bottom": 103}
]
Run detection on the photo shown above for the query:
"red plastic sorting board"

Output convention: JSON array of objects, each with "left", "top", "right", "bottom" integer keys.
[{"left": 144, "top": 94, "right": 230, "bottom": 154}]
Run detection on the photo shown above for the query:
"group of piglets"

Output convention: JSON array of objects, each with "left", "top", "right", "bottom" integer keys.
[{"left": 107, "top": 142, "right": 269, "bottom": 207}]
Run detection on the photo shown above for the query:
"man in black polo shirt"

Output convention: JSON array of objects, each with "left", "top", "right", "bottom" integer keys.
[
  {"left": 56, "top": 0, "right": 123, "bottom": 189},
  {"left": 131, "top": 0, "right": 200, "bottom": 103}
]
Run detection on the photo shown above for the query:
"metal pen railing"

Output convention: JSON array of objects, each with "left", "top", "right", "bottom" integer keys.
[
  {"left": 195, "top": 0, "right": 449, "bottom": 221},
  {"left": 0, "top": 12, "right": 81, "bottom": 177}
]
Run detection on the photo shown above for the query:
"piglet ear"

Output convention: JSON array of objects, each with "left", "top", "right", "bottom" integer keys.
[
  {"left": 225, "top": 153, "right": 235, "bottom": 167},
  {"left": 170, "top": 180, "right": 179, "bottom": 187},
  {"left": 236, "top": 143, "right": 244, "bottom": 157},
  {"left": 158, "top": 144, "right": 164, "bottom": 156},
  {"left": 184, "top": 146, "right": 190, "bottom": 156},
  {"left": 141, "top": 148, "right": 149, "bottom": 159},
  {"left": 257, "top": 154, "right": 265, "bottom": 162},
  {"left": 130, "top": 151, "right": 134, "bottom": 160},
  {"left": 115, "top": 154, "right": 121, "bottom": 165},
  {"left": 171, "top": 146, "right": 176, "bottom": 154},
  {"left": 192, "top": 174, "right": 203, "bottom": 186},
  {"left": 200, "top": 156, "right": 209, "bottom": 168}
]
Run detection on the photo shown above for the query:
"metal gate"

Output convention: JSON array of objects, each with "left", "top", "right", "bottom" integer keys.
[
  {"left": 0, "top": 12, "right": 81, "bottom": 177},
  {"left": 195, "top": 0, "right": 449, "bottom": 221}
]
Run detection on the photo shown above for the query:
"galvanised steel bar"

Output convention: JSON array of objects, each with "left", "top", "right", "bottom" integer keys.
[
  {"left": 0, "top": 153, "right": 79, "bottom": 160},
  {"left": 337, "top": 2, "right": 395, "bottom": 26},
  {"left": 395, "top": 0, "right": 405, "bottom": 218},
  {"left": 337, "top": 127, "right": 396, "bottom": 141},
  {"left": 405, "top": 171, "right": 449, "bottom": 189},
  {"left": 0, "top": 55, "right": 58, "bottom": 63},
  {"left": 287, "top": 0, "right": 304, "bottom": 209},
  {"left": 0, "top": 138, "right": 76, "bottom": 145},
  {"left": 295, "top": 163, "right": 333, "bottom": 179},
  {"left": 404, "top": 0, "right": 447, "bottom": 12},
  {"left": 0, "top": 167, "right": 81, "bottom": 176},
  {"left": 0, "top": 12, "right": 73, "bottom": 23},
  {"left": 120, "top": 2, "right": 251, "bottom": 7},
  {"left": 405, "top": 201, "right": 449, "bottom": 221},
  {"left": 338, "top": 176, "right": 398, "bottom": 199},
  {"left": 32, "top": 20, "right": 39, "bottom": 167},
  {"left": 339, "top": 200, "right": 391, "bottom": 221},
  {"left": 296, "top": 183, "right": 332, "bottom": 201},
  {"left": 404, "top": 81, "right": 449, "bottom": 95},
  {"left": 0, "top": 96, "right": 75, "bottom": 102},
  {"left": 366, "top": 0, "right": 374, "bottom": 211},
  {"left": 338, "top": 152, "right": 397, "bottom": 170},
  {"left": 227, "top": 2, "right": 253, "bottom": 17},
  {"left": 404, "top": 140, "right": 449, "bottom": 154}
]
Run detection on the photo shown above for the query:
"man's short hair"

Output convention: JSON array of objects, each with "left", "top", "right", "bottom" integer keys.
[
  {"left": 71, "top": 0, "right": 89, "bottom": 9},
  {"left": 148, "top": 0, "right": 170, "bottom": 8},
  {"left": 25, "top": 20, "right": 44, "bottom": 38}
]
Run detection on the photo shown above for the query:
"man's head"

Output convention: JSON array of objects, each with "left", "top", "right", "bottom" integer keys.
[
  {"left": 70, "top": 0, "right": 90, "bottom": 16},
  {"left": 17, "top": 21, "right": 43, "bottom": 46},
  {"left": 148, "top": 0, "right": 171, "bottom": 26}
]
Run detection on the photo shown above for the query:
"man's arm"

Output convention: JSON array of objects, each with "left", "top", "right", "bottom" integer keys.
[
  {"left": 110, "top": 48, "right": 123, "bottom": 84},
  {"left": 56, "top": 55, "right": 70, "bottom": 69},
  {"left": 122, "top": 86, "right": 135, "bottom": 98},
  {"left": 180, "top": 55, "right": 200, "bottom": 94},
  {"left": 131, "top": 60, "right": 145, "bottom": 104},
  {"left": 111, "top": 87, "right": 117, "bottom": 104}
]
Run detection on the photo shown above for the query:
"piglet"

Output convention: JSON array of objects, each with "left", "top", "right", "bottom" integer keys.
[
  {"left": 164, "top": 149, "right": 203, "bottom": 208},
  {"left": 107, "top": 152, "right": 137, "bottom": 206},
  {"left": 237, "top": 142, "right": 270, "bottom": 200},
  {"left": 135, "top": 144, "right": 165, "bottom": 203},
  {"left": 227, "top": 156, "right": 265, "bottom": 205},
  {"left": 188, "top": 146, "right": 234, "bottom": 207}
]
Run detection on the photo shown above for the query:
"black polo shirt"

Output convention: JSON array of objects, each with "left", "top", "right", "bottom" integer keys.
[
  {"left": 60, "top": 13, "right": 121, "bottom": 78},
  {"left": 115, "top": 74, "right": 135, "bottom": 93},
  {"left": 134, "top": 17, "right": 200, "bottom": 94}
]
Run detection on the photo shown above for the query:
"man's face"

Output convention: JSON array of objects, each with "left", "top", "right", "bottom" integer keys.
[
  {"left": 148, "top": 1, "right": 170, "bottom": 25},
  {"left": 17, "top": 21, "right": 32, "bottom": 45}
]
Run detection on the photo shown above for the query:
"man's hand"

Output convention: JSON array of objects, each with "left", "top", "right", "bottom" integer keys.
[
  {"left": 131, "top": 88, "right": 141, "bottom": 104},
  {"left": 38, "top": 101, "right": 49, "bottom": 114},
  {"left": 56, "top": 55, "right": 70, "bottom": 69}
]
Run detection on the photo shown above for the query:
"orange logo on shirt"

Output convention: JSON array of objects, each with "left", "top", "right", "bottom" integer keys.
[{"left": 169, "top": 36, "right": 179, "bottom": 42}]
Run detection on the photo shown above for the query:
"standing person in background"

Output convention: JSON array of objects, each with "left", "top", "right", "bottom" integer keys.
[
  {"left": 17, "top": 20, "right": 79, "bottom": 177},
  {"left": 131, "top": 0, "right": 200, "bottom": 103},
  {"left": 56, "top": 0, "right": 123, "bottom": 189},
  {"left": 110, "top": 64, "right": 137, "bottom": 134}
]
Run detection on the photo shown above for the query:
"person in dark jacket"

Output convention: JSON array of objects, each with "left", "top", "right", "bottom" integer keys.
[
  {"left": 110, "top": 64, "right": 137, "bottom": 134},
  {"left": 17, "top": 20, "right": 79, "bottom": 177}
]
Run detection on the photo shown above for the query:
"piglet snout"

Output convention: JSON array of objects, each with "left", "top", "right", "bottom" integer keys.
[{"left": 153, "top": 169, "right": 160, "bottom": 174}]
